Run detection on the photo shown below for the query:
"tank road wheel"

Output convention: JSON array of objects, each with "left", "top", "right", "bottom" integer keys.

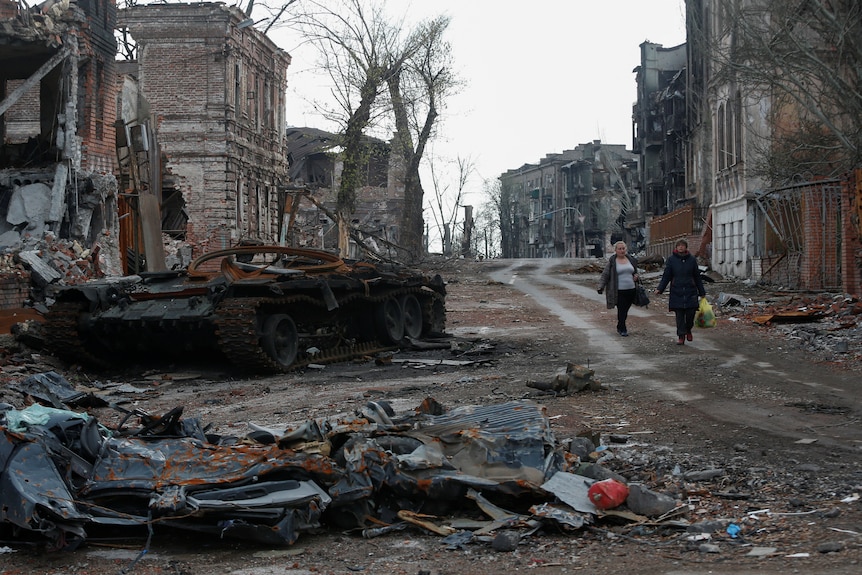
[
  {"left": 260, "top": 314, "right": 299, "bottom": 368},
  {"left": 399, "top": 294, "right": 423, "bottom": 340},
  {"left": 375, "top": 298, "right": 404, "bottom": 344}
]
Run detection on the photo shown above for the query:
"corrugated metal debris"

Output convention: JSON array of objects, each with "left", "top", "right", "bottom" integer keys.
[{"left": 2, "top": 374, "right": 615, "bottom": 551}]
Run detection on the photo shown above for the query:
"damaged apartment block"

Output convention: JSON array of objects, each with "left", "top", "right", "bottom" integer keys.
[{"left": 0, "top": 0, "right": 122, "bottom": 301}]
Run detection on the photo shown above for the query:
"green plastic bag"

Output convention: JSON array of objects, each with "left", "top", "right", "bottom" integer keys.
[{"left": 695, "top": 297, "right": 716, "bottom": 328}]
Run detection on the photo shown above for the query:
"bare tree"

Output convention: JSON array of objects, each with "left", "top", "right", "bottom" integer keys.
[
  {"left": 471, "top": 194, "right": 501, "bottom": 259},
  {"left": 708, "top": 0, "right": 862, "bottom": 181},
  {"left": 386, "top": 14, "right": 454, "bottom": 261},
  {"left": 484, "top": 178, "right": 518, "bottom": 259},
  {"left": 285, "top": 1, "right": 453, "bottom": 259},
  {"left": 290, "top": 0, "right": 409, "bottom": 254},
  {"left": 427, "top": 155, "right": 473, "bottom": 256}
]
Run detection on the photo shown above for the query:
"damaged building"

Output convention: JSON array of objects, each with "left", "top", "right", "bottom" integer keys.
[
  {"left": 499, "top": 142, "right": 636, "bottom": 259},
  {"left": 118, "top": 2, "right": 291, "bottom": 265},
  {"left": 0, "top": 0, "right": 122, "bottom": 302},
  {"left": 284, "top": 126, "right": 406, "bottom": 259}
]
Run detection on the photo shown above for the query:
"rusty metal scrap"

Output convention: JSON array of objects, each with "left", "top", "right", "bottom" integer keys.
[{"left": 0, "top": 390, "right": 587, "bottom": 550}]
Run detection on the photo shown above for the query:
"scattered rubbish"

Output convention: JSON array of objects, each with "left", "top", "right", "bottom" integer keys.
[
  {"left": 686, "top": 533, "right": 712, "bottom": 541},
  {"left": 746, "top": 547, "right": 776, "bottom": 557},
  {"left": 5, "top": 388, "right": 632, "bottom": 550},
  {"left": 10, "top": 371, "right": 107, "bottom": 408},
  {"left": 716, "top": 292, "right": 753, "bottom": 307},
  {"left": 828, "top": 527, "right": 861, "bottom": 535},
  {"left": 390, "top": 358, "right": 476, "bottom": 367},
  {"left": 625, "top": 483, "right": 678, "bottom": 517},
  {"left": 753, "top": 309, "right": 824, "bottom": 325},
  {"left": 816, "top": 541, "right": 844, "bottom": 553},
  {"left": 6, "top": 361, "right": 843, "bottom": 561},
  {"left": 490, "top": 530, "right": 520, "bottom": 552},
  {"left": 540, "top": 472, "right": 598, "bottom": 515},
  {"left": 441, "top": 529, "right": 473, "bottom": 550},
  {"left": 683, "top": 468, "right": 726, "bottom": 481}
]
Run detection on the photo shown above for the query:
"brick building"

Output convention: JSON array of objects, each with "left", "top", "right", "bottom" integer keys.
[
  {"left": 0, "top": 0, "right": 123, "bottom": 308},
  {"left": 119, "top": 2, "right": 291, "bottom": 258}
]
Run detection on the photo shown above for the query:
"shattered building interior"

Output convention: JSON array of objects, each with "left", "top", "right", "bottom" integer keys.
[
  {"left": 119, "top": 1, "right": 291, "bottom": 262},
  {"left": 0, "top": 0, "right": 122, "bottom": 299}
]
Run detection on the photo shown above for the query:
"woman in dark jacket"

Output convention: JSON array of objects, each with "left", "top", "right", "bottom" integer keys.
[
  {"left": 655, "top": 239, "right": 706, "bottom": 345},
  {"left": 597, "top": 241, "right": 639, "bottom": 336}
]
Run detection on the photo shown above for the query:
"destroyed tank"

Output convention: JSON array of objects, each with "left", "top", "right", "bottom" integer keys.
[{"left": 43, "top": 246, "right": 446, "bottom": 373}]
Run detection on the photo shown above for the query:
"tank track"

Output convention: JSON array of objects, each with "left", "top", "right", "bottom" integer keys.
[
  {"left": 214, "top": 295, "right": 396, "bottom": 374},
  {"left": 214, "top": 287, "right": 445, "bottom": 374},
  {"left": 42, "top": 301, "right": 112, "bottom": 370}
]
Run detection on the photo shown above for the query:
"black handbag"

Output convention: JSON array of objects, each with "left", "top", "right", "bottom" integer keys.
[{"left": 634, "top": 280, "right": 650, "bottom": 307}]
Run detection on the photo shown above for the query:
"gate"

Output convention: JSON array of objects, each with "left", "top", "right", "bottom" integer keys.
[{"left": 754, "top": 180, "right": 843, "bottom": 290}]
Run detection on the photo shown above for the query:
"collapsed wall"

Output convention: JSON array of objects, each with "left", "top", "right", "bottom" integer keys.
[{"left": 0, "top": 1, "right": 121, "bottom": 306}]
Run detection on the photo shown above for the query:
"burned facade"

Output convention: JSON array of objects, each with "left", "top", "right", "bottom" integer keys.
[
  {"left": 632, "top": 41, "right": 688, "bottom": 220},
  {"left": 284, "top": 126, "right": 405, "bottom": 259},
  {"left": 499, "top": 142, "right": 636, "bottom": 259},
  {"left": 631, "top": 41, "right": 709, "bottom": 259},
  {"left": 561, "top": 142, "right": 638, "bottom": 257},
  {"left": 118, "top": 2, "right": 290, "bottom": 260},
  {"left": 0, "top": 0, "right": 122, "bottom": 301}
]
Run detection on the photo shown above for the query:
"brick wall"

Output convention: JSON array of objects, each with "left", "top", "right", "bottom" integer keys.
[
  {"left": 0, "top": 271, "right": 30, "bottom": 309},
  {"left": 799, "top": 184, "right": 843, "bottom": 292},
  {"left": 843, "top": 171, "right": 862, "bottom": 298},
  {"left": 78, "top": 0, "right": 120, "bottom": 174},
  {"left": 120, "top": 3, "right": 290, "bottom": 258}
]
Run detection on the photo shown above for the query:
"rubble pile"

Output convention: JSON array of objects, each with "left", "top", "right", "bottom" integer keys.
[
  {"left": 0, "top": 371, "right": 712, "bottom": 553},
  {"left": 715, "top": 289, "right": 862, "bottom": 367},
  {"left": 2, "top": 369, "right": 859, "bottom": 562},
  {"left": 1, "top": 234, "right": 103, "bottom": 297}
]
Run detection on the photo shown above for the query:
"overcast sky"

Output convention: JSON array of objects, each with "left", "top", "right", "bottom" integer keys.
[{"left": 274, "top": 0, "right": 686, "bottom": 208}]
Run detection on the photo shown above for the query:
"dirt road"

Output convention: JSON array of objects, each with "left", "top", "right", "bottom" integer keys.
[
  {"left": 485, "top": 258, "right": 862, "bottom": 449},
  {"left": 2, "top": 257, "right": 861, "bottom": 575}
]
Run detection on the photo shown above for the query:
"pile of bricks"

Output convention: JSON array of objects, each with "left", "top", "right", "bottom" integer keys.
[{"left": 0, "top": 236, "right": 103, "bottom": 311}]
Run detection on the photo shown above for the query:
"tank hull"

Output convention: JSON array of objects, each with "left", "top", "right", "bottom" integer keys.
[{"left": 44, "top": 247, "right": 446, "bottom": 372}]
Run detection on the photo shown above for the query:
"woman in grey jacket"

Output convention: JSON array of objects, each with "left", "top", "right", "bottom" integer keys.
[
  {"left": 597, "top": 241, "right": 639, "bottom": 336},
  {"left": 655, "top": 239, "right": 706, "bottom": 345}
]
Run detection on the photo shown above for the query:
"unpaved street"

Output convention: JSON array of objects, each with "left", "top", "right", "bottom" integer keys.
[
  {"left": 486, "top": 258, "right": 862, "bottom": 449},
  {"left": 2, "top": 258, "right": 861, "bottom": 575}
]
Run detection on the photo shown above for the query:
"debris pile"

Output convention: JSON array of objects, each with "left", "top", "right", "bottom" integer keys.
[
  {"left": 3, "top": 372, "right": 859, "bottom": 560},
  {"left": 1, "top": 234, "right": 110, "bottom": 305},
  {"left": 527, "top": 362, "right": 602, "bottom": 394},
  {"left": 0, "top": 371, "right": 685, "bottom": 552},
  {"left": 716, "top": 289, "right": 862, "bottom": 367}
]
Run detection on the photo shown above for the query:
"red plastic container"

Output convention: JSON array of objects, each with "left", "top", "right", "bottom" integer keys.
[{"left": 588, "top": 479, "right": 629, "bottom": 510}]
